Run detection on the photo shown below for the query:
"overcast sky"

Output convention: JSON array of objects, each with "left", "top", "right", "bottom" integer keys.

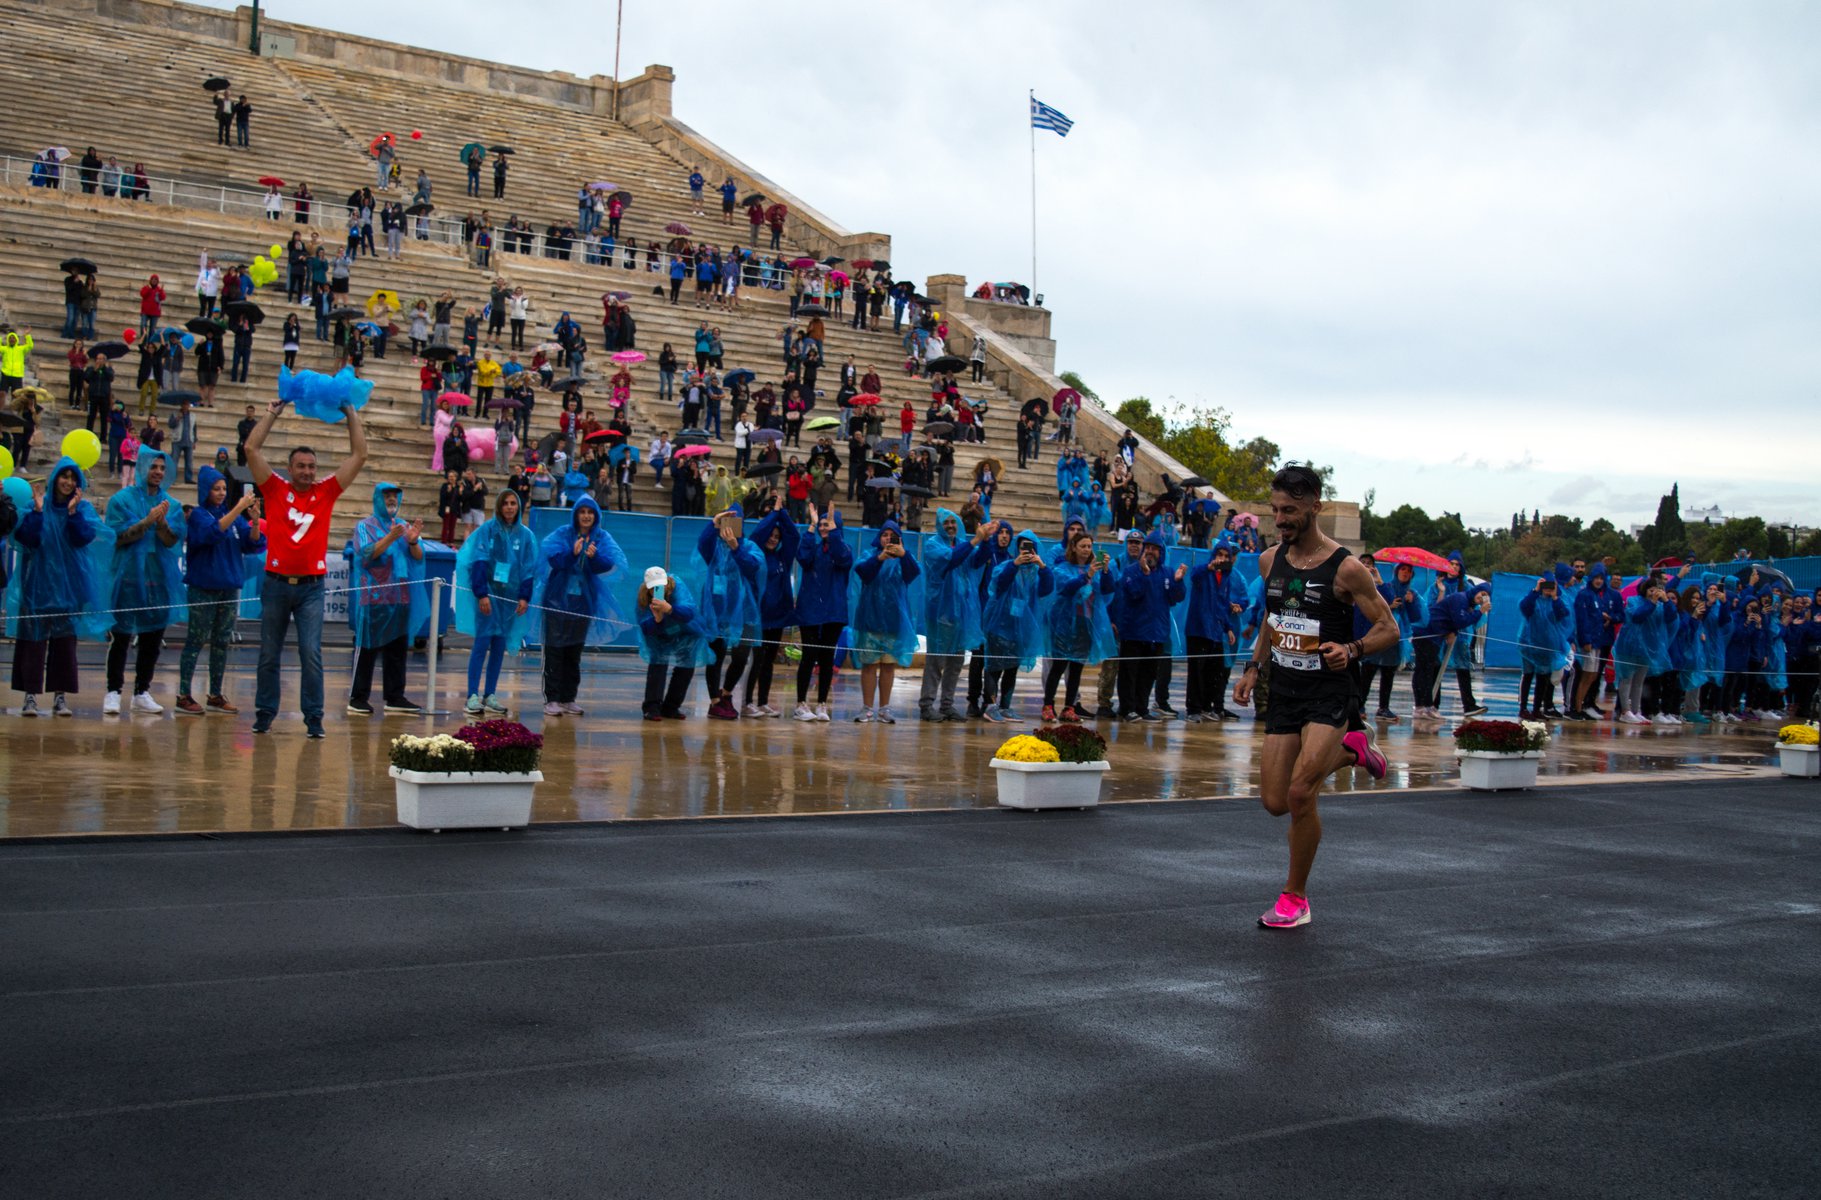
[{"left": 216, "top": 0, "right": 1820, "bottom": 528}]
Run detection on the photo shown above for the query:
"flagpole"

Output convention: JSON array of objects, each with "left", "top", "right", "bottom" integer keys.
[{"left": 1029, "top": 88, "right": 1038, "bottom": 305}]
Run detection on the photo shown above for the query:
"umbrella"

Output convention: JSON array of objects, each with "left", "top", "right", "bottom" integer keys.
[
  {"left": 257, "top": 175, "right": 285, "bottom": 187},
  {"left": 536, "top": 432, "right": 562, "bottom": 462},
  {"left": 223, "top": 300, "right": 264, "bottom": 324},
  {"left": 848, "top": 393, "right": 883, "bottom": 407},
  {"left": 796, "top": 304, "right": 828, "bottom": 319},
  {"left": 547, "top": 378, "right": 586, "bottom": 392},
  {"left": 870, "top": 259, "right": 891, "bottom": 270},
  {"left": 12, "top": 385, "right": 52, "bottom": 406},
  {"left": 366, "top": 289, "right": 400, "bottom": 312},
  {"left": 1736, "top": 564, "right": 1796, "bottom": 593},
  {"left": 487, "top": 396, "right": 524, "bottom": 411},
  {"left": 583, "top": 429, "right": 622, "bottom": 444},
  {"left": 1052, "top": 387, "right": 1082, "bottom": 413},
  {"left": 158, "top": 389, "right": 203, "bottom": 408},
  {"left": 457, "top": 142, "right": 485, "bottom": 164},
  {"left": 672, "top": 444, "right": 713, "bottom": 459},
  {"left": 977, "top": 457, "right": 1004, "bottom": 477},
  {"left": 59, "top": 257, "right": 97, "bottom": 274},
  {"left": 743, "top": 462, "right": 783, "bottom": 478},
  {"left": 1178, "top": 475, "right": 1211, "bottom": 489},
  {"left": 723, "top": 368, "right": 755, "bottom": 387},
  {"left": 851, "top": 259, "right": 874, "bottom": 270},
  {"left": 765, "top": 204, "right": 788, "bottom": 221},
  {"left": 43, "top": 146, "right": 70, "bottom": 162},
  {"left": 607, "top": 290, "right": 632, "bottom": 302},
  {"left": 665, "top": 221, "right": 692, "bottom": 235},
  {"left": 587, "top": 181, "right": 618, "bottom": 191},
  {"left": 184, "top": 317, "right": 225, "bottom": 336},
  {"left": 608, "top": 444, "right": 641, "bottom": 465},
  {"left": 749, "top": 428, "right": 784, "bottom": 444},
  {"left": 89, "top": 341, "right": 129, "bottom": 359},
  {"left": 420, "top": 345, "right": 456, "bottom": 362},
  {"left": 329, "top": 305, "right": 365, "bottom": 321},
  {"left": 610, "top": 350, "right": 646, "bottom": 365},
  {"left": 741, "top": 192, "right": 767, "bottom": 207},
  {"left": 790, "top": 257, "right": 818, "bottom": 270},
  {"left": 611, "top": 190, "right": 632, "bottom": 206},
  {"left": 805, "top": 416, "right": 840, "bottom": 431},
  {"left": 487, "top": 145, "right": 514, "bottom": 155},
  {"left": 866, "top": 477, "right": 899, "bottom": 490},
  {"left": 867, "top": 457, "right": 896, "bottom": 470},
  {"left": 1373, "top": 547, "right": 1455, "bottom": 572},
  {"left": 405, "top": 202, "right": 434, "bottom": 216},
  {"left": 922, "top": 421, "right": 955, "bottom": 438},
  {"left": 352, "top": 322, "right": 382, "bottom": 337},
  {"left": 926, "top": 355, "right": 966, "bottom": 374},
  {"left": 203, "top": 76, "right": 230, "bottom": 92},
  {"left": 823, "top": 257, "right": 845, "bottom": 266},
  {"left": 439, "top": 391, "right": 474, "bottom": 407},
  {"left": 367, "top": 133, "right": 395, "bottom": 157},
  {"left": 535, "top": 342, "right": 564, "bottom": 354},
  {"left": 899, "top": 484, "right": 934, "bottom": 499}
]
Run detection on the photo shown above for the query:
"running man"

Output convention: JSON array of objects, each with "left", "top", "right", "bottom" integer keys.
[{"left": 1234, "top": 465, "right": 1399, "bottom": 930}]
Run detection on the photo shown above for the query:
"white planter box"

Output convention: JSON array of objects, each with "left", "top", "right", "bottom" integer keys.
[
  {"left": 389, "top": 767, "right": 543, "bottom": 830},
  {"left": 1455, "top": 750, "right": 1543, "bottom": 792},
  {"left": 992, "top": 759, "right": 1110, "bottom": 810},
  {"left": 1777, "top": 744, "right": 1819, "bottom": 778}
]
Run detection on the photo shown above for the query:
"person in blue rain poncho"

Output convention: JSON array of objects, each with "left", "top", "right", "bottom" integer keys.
[
  {"left": 1060, "top": 482, "right": 1092, "bottom": 530},
  {"left": 636, "top": 564, "right": 714, "bottom": 719},
  {"left": 7, "top": 457, "right": 106, "bottom": 716},
  {"left": 693, "top": 507, "right": 765, "bottom": 720},
  {"left": 97, "top": 447, "right": 186, "bottom": 714},
  {"left": 456, "top": 487, "right": 541, "bottom": 715},
  {"left": 965, "top": 519, "right": 1014, "bottom": 718},
  {"left": 1185, "top": 536, "right": 1246, "bottom": 723},
  {"left": 1412, "top": 581, "right": 1491, "bottom": 720},
  {"left": 1612, "top": 578, "right": 1676, "bottom": 724},
  {"left": 1085, "top": 482, "right": 1110, "bottom": 534},
  {"left": 1691, "top": 577, "right": 1731, "bottom": 721},
  {"left": 1783, "top": 590, "right": 1820, "bottom": 722},
  {"left": 175, "top": 464, "right": 263, "bottom": 715},
  {"left": 1763, "top": 586, "right": 1789, "bottom": 716},
  {"left": 1516, "top": 573, "right": 1572, "bottom": 718},
  {"left": 1569, "top": 562, "right": 1623, "bottom": 720},
  {"left": 979, "top": 528, "right": 1053, "bottom": 722},
  {"left": 1667, "top": 586, "right": 1710, "bottom": 722},
  {"left": 1357, "top": 559, "right": 1426, "bottom": 721},
  {"left": 531, "top": 494, "right": 629, "bottom": 716},
  {"left": 917, "top": 506, "right": 993, "bottom": 722},
  {"left": 847, "top": 519, "right": 921, "bottom": 723},
  {"left": 1115, "top": 530, "right": 1186, "bottom": 721},
  {"left": 344, "top": 482, "right": 425, "bottom": 715},
  {"left": 742, "top": 497, "right": 800, "bottom": 717},
  {"left": 1049, "top": 518, "right": 1087, "bottom": 566},
  {"left": 792, "top": 503, "right": 853, "bottom": 722},
  {"left": 1093, "top": 529, "right": 1147, "bottom": 719},
  {"left": 1043, "top": 528, "right": 1118, "bottom": 722}
]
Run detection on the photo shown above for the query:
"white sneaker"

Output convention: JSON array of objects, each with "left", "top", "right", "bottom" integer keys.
[
  {"left": 759, "top": 704, "right": 781, "bottom": 718},
  {"left": 853, "top": 708, "right": 875, "bottom": 723},
  {"left": 52, "top": 694, "right": 73, "bottom": 718},
  {"left": 1651, "top": 713, "right": 1674, "bottom": 726},
  {"left": 544, "top": 701, "right": 565, "bottom": 717},
  {"left": 131, "top": 692, "right": 164, "bottom": 714},
  {"left": 793, "top": 703, "right": 817, "bottom": 722},
  {"left": 813, "top": 703, "right": 830, "bottom": 722},
  {"left": 1664, "top": 714, "right": 1683, "bottom": 726},
  {"left": 1621, "top": 712, "right": 1649, "bottom": 725},
  {"left": 20, "top": 695, "right": 39, "bottom": 717},
  {"left": 741, "top": 703, "right": 763, "bottom": 719},
  {"left": 103, "top": 690, "right": 122, "bottom": 715}
]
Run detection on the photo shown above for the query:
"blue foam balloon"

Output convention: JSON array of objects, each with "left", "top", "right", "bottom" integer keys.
[
  {"left": 277, "top": 366, "right": 374, "bottom": 424},
  {"left": 3, "top": 475, "right": 31, "bottom": 512},
  {"left": 180, "top": 333, "right": 195, "bottom": 350}
]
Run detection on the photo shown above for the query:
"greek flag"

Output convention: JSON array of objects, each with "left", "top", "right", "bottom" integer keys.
[{"left": 1031, "top": 96, "right": 1074, "bottom": 137}]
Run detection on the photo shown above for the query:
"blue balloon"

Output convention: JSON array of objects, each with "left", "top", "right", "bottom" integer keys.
[
  {"left": 181, "top": 333, "right": 195, "bottom": 350},
  {"left": 277, "top": 365, "right": 374, "bottom": 424},
  {"left": 3, "top": 475, "right": 31, "bottom": 512}
]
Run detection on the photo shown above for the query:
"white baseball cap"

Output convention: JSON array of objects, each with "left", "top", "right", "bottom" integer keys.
[{"left": 643, "top": 566, "right": 668, "bottom": 590}]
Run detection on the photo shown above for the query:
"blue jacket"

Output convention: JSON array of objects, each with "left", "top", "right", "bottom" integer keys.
[
  {"left": 793, "top": 513, "right": 853, "bottom": 626},
  {"left": 751, "top": 509, "right": 801, "bottom": 629},
  {"left": 1116, "top": 533, "right": 1186, "bottom": 644},
  {"left": 183, "top": 466, "right": 265, "bottom": 591},
  {"left": 1573, "top": 567, "right": 1623, "bottom": 648},
  {"left": 1186, "top": 560, "right": 1240, "bottom": 642}
]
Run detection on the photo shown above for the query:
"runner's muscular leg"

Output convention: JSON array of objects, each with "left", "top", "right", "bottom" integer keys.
[
  {"left": 1259, "top": 733, "right": 1300, "bottom": 816},
  {"left": 1283, "top": 723, "right": 1351, "bottom": 895}
]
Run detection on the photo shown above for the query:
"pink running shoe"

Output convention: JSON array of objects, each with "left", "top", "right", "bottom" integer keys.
[
  {"left": 1343, "top": 728, "right": 1387, "bottom": 780},
  {"left": 1258, "top": 892, "right": 1311, "bottom": 929}
]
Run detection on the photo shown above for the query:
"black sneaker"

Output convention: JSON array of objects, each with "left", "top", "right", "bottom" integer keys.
[
  {"left": 1153, "top": 703, "right": 1179, "bottom": 718},
  {"left": 305, "top": 724, "right": 327, "bottom": 739},
  {"left": 386, "top": 698, "right": 424, "bottom": 714},
  {"left": 252, "top": 718, "right": 272, "bottom": 735},
  {"left": 1094, "top": 705, "right": 1117, "bottom": 720},
  {"left": 965, "top": 705, "right": 984, "bottom": 720},
  {"left": 1464, "top": 705, "right": 1490, "bottom": 718},
  {"left": 1375, "top": 707, "right": 1400, "bottom": 720},
  {"left": 1542, "top": 706, "right": 1565, "bottom": 719},
  {"left": 346, "top": 701, "right": 374, "bottom": 716},
  {"left": 1220, "top": 708, "right": 1243, "bottom": 720}
]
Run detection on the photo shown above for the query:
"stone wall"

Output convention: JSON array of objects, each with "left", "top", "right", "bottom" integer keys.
[{"left": 925, "top": 275, "right": 1056, "bottom": 373}]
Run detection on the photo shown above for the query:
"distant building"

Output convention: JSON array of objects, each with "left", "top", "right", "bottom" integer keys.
[{"left": 1682, "top": 503, "right": 1725, "bottom": 524}]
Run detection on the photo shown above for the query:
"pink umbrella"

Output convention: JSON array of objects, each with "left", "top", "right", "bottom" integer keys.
[
  {"left": 829, "top": 269, "right": 850, "bottom": 284},
  {"left": 438, "top": 391, "right": 473, "bottom": 407},
  {"left": 672, "top": 444, "right": 713, "bottom": 459},
  {"left": 1052, "top": 387, "right": 1081, "bottom": 414},
  {"left": 1373, "top": 546, "right": 1454, "bottom": 572},
  {"left": 664, "top": 221, "right": 691, "bottom": 236},
  {"left": 610, "top": 350, "right": 646, "bottom": 365},
  {"left": 790, "top": 257, "right": 818, "bottom": 270}
]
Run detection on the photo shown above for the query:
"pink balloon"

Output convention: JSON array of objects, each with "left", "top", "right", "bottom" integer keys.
[{"left": 465, "top": 426, "right": 499, "bottom": 462}]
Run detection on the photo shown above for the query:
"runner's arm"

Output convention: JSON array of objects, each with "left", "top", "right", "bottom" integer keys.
[{"left": 1335, "top": 555, "right": 1400, "bottom": 663}]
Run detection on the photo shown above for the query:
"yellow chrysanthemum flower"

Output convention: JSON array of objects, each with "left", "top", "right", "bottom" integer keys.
[{"left": 994, "top": 735, "right": 1060, "bottom": 763}]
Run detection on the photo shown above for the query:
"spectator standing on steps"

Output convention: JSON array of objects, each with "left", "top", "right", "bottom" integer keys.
[
  {"left": 242, "top": 394, "right": 370, "bottom": 737},
  {"left": 213, "top": 92, "right": 232, "bottom": 146},
  {"left": 492, "top": 154, "right": 508, "bottom": 199},
  {"left": 171, "top": 398, "right": 198, "bottom": 485},
  {"left": 688, "top": 167, "right": 705, "bottom": 214},
  {"left": 232, "top": 95, "right": 252, "bottom": 147}
]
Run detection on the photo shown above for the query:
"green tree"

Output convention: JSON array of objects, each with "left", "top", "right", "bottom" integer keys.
[
  {"left": 1111, "top": 397, "right": 1164, "bottom": 444},
  {"left": 1057, "top": 370, "right": 1098, "bottom": 404}
]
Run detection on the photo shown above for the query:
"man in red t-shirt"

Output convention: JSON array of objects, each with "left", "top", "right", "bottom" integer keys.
[{"left": 243, "top": 395, "right": 369, "bottom": 736}]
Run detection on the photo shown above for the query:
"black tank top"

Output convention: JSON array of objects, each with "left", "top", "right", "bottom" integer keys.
[{"left": 1264, "top": 545, "right": 1354, "bottom": 676}]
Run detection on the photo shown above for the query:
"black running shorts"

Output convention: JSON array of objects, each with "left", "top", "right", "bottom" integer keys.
[{"left": 1264, "top": 670, "right": 1356, "bottom": 736}]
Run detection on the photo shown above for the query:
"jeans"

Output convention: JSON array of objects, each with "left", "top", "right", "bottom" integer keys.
[
  {"left": 706, "top": 401, "right": 722, "bottom": 439},
  {"left": 918, "top": 650, "right": 965, "bottom": 713},
  {"left": 63, "top": 301, "right": 80, "bottom": 338},
  {"left": 230, "top": 344, "right": 251, "bottom": 383},
  {"left": 420, "top": 389, "right": 436, "bottom": 425},
  {"left": 172, "top": 443, "right": 194, "bottom": 483},
  {"left": 659, "top": 369, "right": 674, "bottom": 401},
  {"left": 179, "top": 587, "right": 238, "bottom": 697},
  {"left": 900, "top": 432, "right": 912, "bottom": 457},
  {"left": 256, "top": 574, "right": 325, "bottom": 725},
  {"left": 467, "top": 169, "right": 480, "bottom": 197}
]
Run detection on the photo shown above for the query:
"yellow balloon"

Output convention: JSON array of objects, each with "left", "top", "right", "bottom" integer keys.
[
  {"left": 61, "top": 428, "right": 102, "bottom": 472},
  {"left": 270, "top": 243, "right": 283, "bottom": 257},
  {"left": 0, "top": 445, "right": 12, "bottom": 480}
]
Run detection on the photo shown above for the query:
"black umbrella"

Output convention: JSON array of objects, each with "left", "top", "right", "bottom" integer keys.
[
  {"left": 899, "top": 484, "right": 934, "bottom": 498},
  {"left": 1179, "top": 474, "right": 1211, "bottom": 489},
  {"left": 406, "top": 202, "right": 434, "bottom": 216},
  {"left": 59, "top": 256, "right": 97, "bottom": 274},
  {"left": 926, "top": 356, "right": 966, "bottom": 374},
  {"left": 223, "top": 300, "right": 264, "bottom": 325},
  {"left": 535, "top": 431, "right": 561, "bottom": 462},
  {"left": 611, "top": 190, "right": 633, "bottom": 206},
  {"left": 203, "top": 76, "right": 230, "bottom": 92},
  {"left": 743, "top": 463, "right": 783, "bottom": 478},
  {"left": 1735, "top": 564, "right": 1796, "bottom": 592},
  {"left": 678, "top": 427, "right": 710, "bottom": 440},
  {"left": 420, "top": 345, "right": 456, "bottom": 362},
  {"left": 90, "top": 341, "right": 129, "bottom": 359},
  {"left": 488, "top": 144, "right": 514, "bottom": 155},
  {"left": 923, "top": 421, "right": 955, "bottom": 438},
  {"left": 329, "top": 305, "right": 365, "bottom": 321},
  {"left": 865, "top": 477, "right": 899, "bottom": 490},
  {"left": 871, "top": 259, "right": 891, "bottom": 270},
  {"left": 185, "top": 317, "right": 225, "bottom": 336},
  {"left": 823, "top": 256, "right": 844, "bottom": 266},
  {"left": 547, "top": 378, "right": 585, "bottom": 392},
  {"left": 487, "top": 396, "right": 524, "bottom": 411},
  {"left": 0, "top": 412, "right": 24, "bottom": 430},
  {"left": 796, "top": 304, "right": 828, "bottom": 319},
  {"left": 867, "top": 457, "right": 895, "bottom": 469},
  {"left": 741, "top": 192, "right": 766, "bottom": 207},
  {"left": 159, "top": 389, "right": 203, "bottom": 407}
]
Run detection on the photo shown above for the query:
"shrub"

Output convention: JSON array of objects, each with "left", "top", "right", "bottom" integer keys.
[
  {"left": 1778, "top": 724, "right": 1818, "bottom": 746},
  {"left": 389, "top": 721, "right": 543, "bottom": 774},
  {"left": 1030, "top": 724, "right": 1109, "bottom": 763},
  {"left": 1453, "top": 719, "right": 1548, "bottom": 754},
  {"left": 389, "top": 733, "right": 475, "bottom": 773},
  {"left": 994, "top": 735, "right": 1060, "bottom": 763}
]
